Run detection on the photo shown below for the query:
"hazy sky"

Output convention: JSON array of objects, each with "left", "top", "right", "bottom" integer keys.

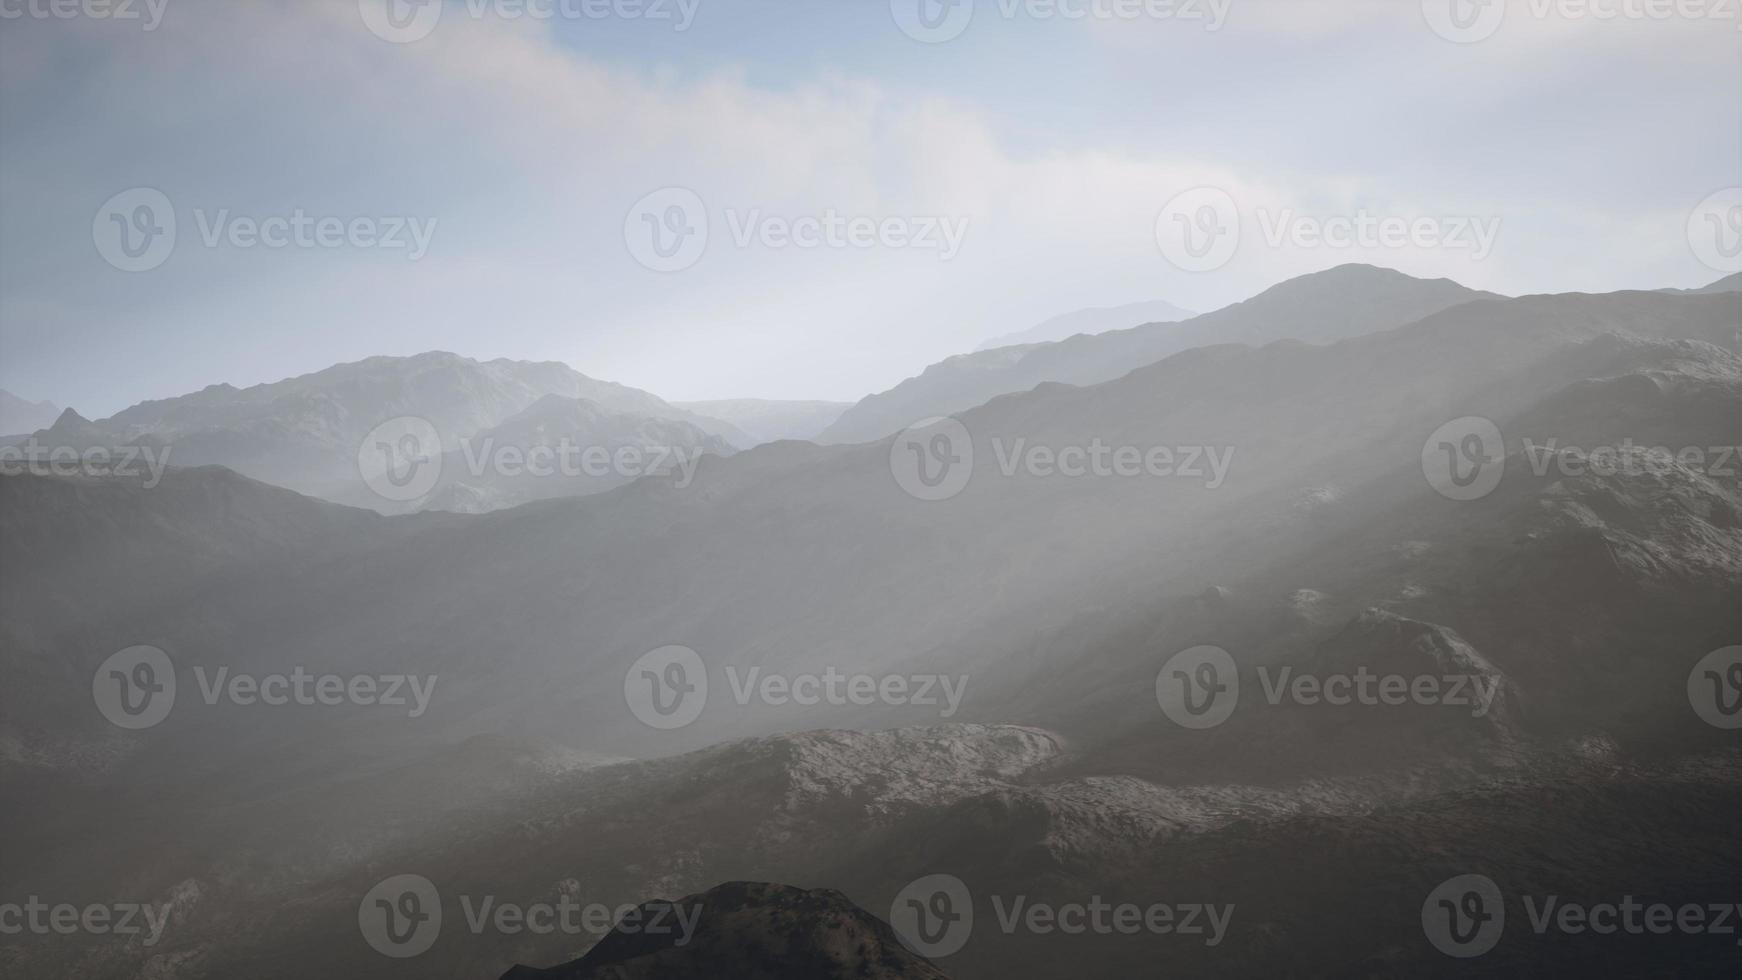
[{"left": 2, "top": 0, "right": 1738, "bottom": 416}]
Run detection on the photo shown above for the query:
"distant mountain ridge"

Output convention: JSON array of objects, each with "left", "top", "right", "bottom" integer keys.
[
  {"left": 0, "top": 389, "right": 60, "bottom": 437},
  {"left": 674, "top": 399, "right": 852, "bottom": 445},
  {"left": 974, "top": 298, "right": 1196, "bottom": 352},
  {"left": 13, "top": 352, "right": 746, "bottom": 508},
  {"left": 818, "top": 264, "right": 1502, "bottom": 444}
]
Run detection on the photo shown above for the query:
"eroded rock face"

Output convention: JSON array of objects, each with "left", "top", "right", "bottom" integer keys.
[{"left": 500, "top": 882, "right": 952, "bottom": 980}]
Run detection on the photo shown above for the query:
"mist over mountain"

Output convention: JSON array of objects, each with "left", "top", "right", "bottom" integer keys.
[
  {"left": 673, "top": 399, "right": 852, "bottom": 445},
  {"left": 973, "top": 299, "right": 1196, "bottom": 352},
  {"left": 0, "top": 390, "right": 60, "bottom": 437},
  {"left": 6, "top": 353, "right": 746, "bottom": 511},
  {"left": 3, "top": 268, "right": 1737, "bottom": 977},
  {"left": 818, "top": 265, "right": 1501, "bottom": 445}
]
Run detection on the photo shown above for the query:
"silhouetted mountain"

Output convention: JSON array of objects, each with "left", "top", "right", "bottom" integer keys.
[{"left": 499, "top": 882, "right": 952, "bottom": 980}]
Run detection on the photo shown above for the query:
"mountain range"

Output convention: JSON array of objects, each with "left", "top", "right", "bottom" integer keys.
[{"left": 2, "top": 267, "right": 1738, "bottom": 978}]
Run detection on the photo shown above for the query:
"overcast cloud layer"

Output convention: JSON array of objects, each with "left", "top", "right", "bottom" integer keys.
[{"left": 1, "top": 0, "right": 1738, "bottom": 417}]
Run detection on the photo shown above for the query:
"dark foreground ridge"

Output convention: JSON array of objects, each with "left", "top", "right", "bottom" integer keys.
[{"left": 499, "top": 881, "right": 953, "bottom": 979}]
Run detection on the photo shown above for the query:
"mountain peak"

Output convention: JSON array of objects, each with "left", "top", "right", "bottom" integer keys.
[{"left": 499, "top": 881, "right": 952, "bottom": 980}]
